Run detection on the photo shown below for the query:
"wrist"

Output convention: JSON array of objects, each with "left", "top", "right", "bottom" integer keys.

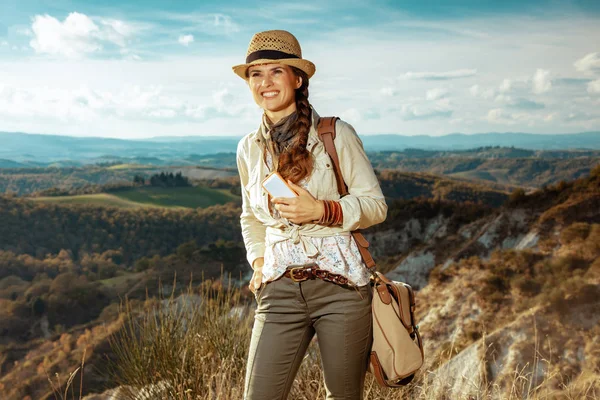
[{"left": 252, "top": 257, "right": 264, "bottom": 270}]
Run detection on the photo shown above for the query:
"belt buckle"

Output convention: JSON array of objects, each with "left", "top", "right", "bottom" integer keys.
[
  {"left": 287, "top": 262, "right": 317, "bottom": 282},
  {"left": 289, "top": 266, "right": 308, "bottom": 282}
]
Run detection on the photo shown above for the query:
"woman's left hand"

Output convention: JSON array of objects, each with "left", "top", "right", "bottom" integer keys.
[{"left": 272, "top": 180, "right": 324, "bottom": 225}]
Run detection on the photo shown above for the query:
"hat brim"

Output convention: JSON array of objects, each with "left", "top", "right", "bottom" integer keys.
[{"left": 232, "top": 58, "right": 316, "bottom": 80}]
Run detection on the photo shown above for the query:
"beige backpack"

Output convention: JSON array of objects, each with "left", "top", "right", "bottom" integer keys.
[{"left": 318, "top": 117, "right": 425, "bottom": 387}]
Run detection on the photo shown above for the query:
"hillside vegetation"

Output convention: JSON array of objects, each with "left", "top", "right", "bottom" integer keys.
[
  {"left": 0, "top": 165, "right": 236, "bottom": 196},
  {"left": 31, "top": 186, "right": 238, "bottom": 209},
  {"left": 370, "top": 149, "right": 600, "bottom": 188},
  {"left": 0, "top": 165, "right": 598, "bottom": 399},
  {"left": 2, "top": 147, "right": 598, "bottom": 196}
]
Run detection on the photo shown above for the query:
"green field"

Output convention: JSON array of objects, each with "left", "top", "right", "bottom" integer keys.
[
  {"left": 31, "top": 186, "right": 239, "bottom": 209},
  {"left": 106, "top": 163, "right": 150, "bottom": 170}
]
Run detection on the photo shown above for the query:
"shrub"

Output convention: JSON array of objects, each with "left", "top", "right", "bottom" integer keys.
[
  {"left": 107, "top": 278, "right": 252, "bottom": 399},
  {"left": 507, "top": 188, "right": 527, "bottom": 206},
  {"left": 513, "top": 275, "right": 542, "bottom": 297},
  {"left": 560, "top": 222, "right": 591, "bottom": 245}
]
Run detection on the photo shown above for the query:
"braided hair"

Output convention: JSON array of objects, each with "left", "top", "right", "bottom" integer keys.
[{"left": 277, "top": 66, "right": 313, "bottom": 184}]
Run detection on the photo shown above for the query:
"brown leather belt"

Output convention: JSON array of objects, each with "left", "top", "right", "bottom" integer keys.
[{"left": 284, "top": 264, "right": 350, "bottom": 286}]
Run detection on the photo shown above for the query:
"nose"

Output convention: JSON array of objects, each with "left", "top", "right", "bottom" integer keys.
[{"left": 261, "top": 75, "right": 273, "bottom": 87}]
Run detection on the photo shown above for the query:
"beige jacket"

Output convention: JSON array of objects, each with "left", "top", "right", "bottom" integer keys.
[{"left": 236, "top": 109, "right": 388, "bottom": 268}]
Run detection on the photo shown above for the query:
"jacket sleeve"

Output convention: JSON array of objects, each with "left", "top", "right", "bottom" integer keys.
[
  {"left": 236, "top": 137, "right": 267, "bottom": 269},
  {"left": 335, "top": 121, "right": 388, "bottom": 231}
]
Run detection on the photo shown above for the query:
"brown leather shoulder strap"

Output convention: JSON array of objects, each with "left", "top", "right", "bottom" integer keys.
[
  {"left": 317, "top": 117, "right": 347, "bottom": 196},
  {"left": 317, "top": 117, "right": 376, "bottom": 270},
  {"left": 370, "top": 352, "right": 389, "bottom": 387}
]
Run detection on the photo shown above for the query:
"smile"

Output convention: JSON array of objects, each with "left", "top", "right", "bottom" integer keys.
[{"left": 262, "top": 91, "right": 279, "bottom": 98}]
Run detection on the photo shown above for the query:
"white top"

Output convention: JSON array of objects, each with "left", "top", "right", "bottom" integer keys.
[{"left": 261, "top": 148, "right": 372, "bottom": 286}]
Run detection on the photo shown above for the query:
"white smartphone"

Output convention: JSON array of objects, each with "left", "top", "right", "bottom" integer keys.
[{"left": 262, "top": 172, "right": 298, "bottom": 198}]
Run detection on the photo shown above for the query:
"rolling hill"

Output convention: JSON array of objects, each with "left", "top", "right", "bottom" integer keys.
[
  {"left": 30, "top": 186, "right": 238, "bottom": 209},
  {"left": 1, "top": 131, "right": 599, "bottom": 167},
  {"left": 0, "top": 164, "right": 598, "bottom": 399}
]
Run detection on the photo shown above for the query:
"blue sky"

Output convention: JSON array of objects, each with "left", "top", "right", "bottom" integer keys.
[{"left": 0, "top": 0, "right": 599, "bottom": 138}]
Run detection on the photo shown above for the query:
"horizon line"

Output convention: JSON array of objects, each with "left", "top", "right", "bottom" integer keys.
[{"left": 1, "top": 130, "right": 599, "bottom": 141}]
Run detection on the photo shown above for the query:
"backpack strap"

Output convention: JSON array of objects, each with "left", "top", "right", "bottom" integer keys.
[
  {"left": 317, "top": 117, "right": 376, "bottom": 270},
  {"left": 316, "top": 117, "right": 347, "bottom": 196}
]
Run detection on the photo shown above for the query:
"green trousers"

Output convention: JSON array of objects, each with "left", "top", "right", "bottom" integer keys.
[{"left": 243, "top": 275, "right": 373, "bottom": 400}]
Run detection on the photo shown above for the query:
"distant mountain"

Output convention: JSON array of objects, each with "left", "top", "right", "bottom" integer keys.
[
  {"left": 360, "top": 131, "right": 600, "bottom": 151},
  {"left": 146, "top": 131, "right": 600, "bottom": 151},
  {"left": 0, "top": 159, "right": 29, "bottom": 168},
  {"left": 0, "top": 131, "right": 598, "bottom": 166},
  {"left": 0, "top": 132, "right": 241, "bottom": 165}
]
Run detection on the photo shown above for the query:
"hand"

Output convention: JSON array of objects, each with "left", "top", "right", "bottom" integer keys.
[
  {"left": 271, "top": 180, "right": 325, "bottom": 225},
  {"left": 249, "top": 257, "right": 264, "bottom": 294}
]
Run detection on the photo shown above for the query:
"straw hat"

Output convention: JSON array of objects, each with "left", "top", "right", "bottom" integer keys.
[{"left": 232, "top": 30, "right": 316, "bottom": 80}]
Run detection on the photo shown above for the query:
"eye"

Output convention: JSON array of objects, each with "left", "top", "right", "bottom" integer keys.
[{"left": 249, "top": 71, "right": 260, "bottom": 77}]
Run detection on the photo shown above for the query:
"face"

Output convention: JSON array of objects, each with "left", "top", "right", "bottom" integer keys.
[{"left": 247, "top": 63, "right": 302, "bottom": 123}]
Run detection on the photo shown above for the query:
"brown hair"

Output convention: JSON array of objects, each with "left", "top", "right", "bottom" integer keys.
[{"left": 277, "top": 66, "right": 313, "bottom": 184}]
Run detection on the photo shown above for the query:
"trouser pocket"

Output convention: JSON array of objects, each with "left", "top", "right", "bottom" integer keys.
[{"left": 253, "top": 281, "right": 269, "bottom": 301}]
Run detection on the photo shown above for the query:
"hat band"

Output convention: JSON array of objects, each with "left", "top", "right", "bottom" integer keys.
[{"left": 246, "top": 49, "right": 300, "bottom": 63}]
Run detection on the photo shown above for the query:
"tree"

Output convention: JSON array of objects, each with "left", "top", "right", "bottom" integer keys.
[
  {"left": 176, "top": 240, "right": 197, "bottom": 262},
  {"left": 133, "top": 174, "right": 146, "bottom": 185},
  {"left": 592, "top": 163, "right": 600, "bottom": 178}
]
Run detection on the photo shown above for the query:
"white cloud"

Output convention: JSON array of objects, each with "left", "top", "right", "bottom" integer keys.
[
  {"left": 487, "top": 108, "right": 533, "bottom": 125},
  {"left": 213, "top": 14, "right": 239, "bottom": 35},
  {"left": 147, "top": 109, "right": 178, "bottom": 118},
  {"left": 486, "top": 107, "right": 553, "bottom": 126},
  {"left": 163, "top": 12, "right": 240, "bottom": 36},
  {"left": 494, "top": 94, "right": 511, "bottom": 103},
  {"left": 487, "top": 108, "right": 507, "bottom": 123},
  {"left": 588, "top": 79, "right": 600, "bottom": 94},
  {"left": 398, "top": 99, "right": 452, "bottom": 121},
  {"left": 213, "top": 88, "right": 233, "bottom": 110},
  {"left": 402, "top": 69, "right": 477, "bottom": 80},
  {"left": 99, "top": 19, "right": 136, "bottom": 47},
  {"left": 574, "top": 52, "right": 600, "bottom": 75},
  {"left": 380, "top": 87, "right": 397, "bottom": 96},
  {"left": 339, "top": 108, "right": 362, "bottom": 124},
  {"left": 469, "top": 84, "right": 480, "bottom": 97},
  {"left": 119, "top": 48, "right": 142, "bottom": 61},
  {"left": 30, "top": 13, "right": 100, "bottom": 57},
  {"left": 16, "top": 28, "right": 33, "bottom": 37},
  {"left": 469, "top": 84, "right": 496, "bottom": 99},
  {"left": 0, "top": 41, "right": 7, "bottom": 46},
  {"left": 426, "top": 87, "right": 448, "bottom": 100},
  {"left": 3, "top": 11, "right": 600, "bottom": 137},
  {"left": 178, "top": 34, "right": 194, "bottom": 46},
  {"left": 498, "top": 78, "right": 512, "bottom": 93},
  {"left": 532, "top": 69, "right": 551, "bottom": 94},
  {"left": 29, "top": 12, "right": 134, "bottom": 58},
  {"left": 0, "top": 79, "right": 253, "bottom": 127}
]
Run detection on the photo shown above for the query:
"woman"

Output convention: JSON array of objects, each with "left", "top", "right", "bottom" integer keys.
[{"left": 233, "top": 30, "right": 387, "bottom": 400}]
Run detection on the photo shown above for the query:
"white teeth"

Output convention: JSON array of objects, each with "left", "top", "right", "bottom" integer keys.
[{"left": 262, "top": 91, "right": 279, "bottom": 98}]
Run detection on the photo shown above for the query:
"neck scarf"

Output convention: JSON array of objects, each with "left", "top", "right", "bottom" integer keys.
[{"left": 263, "top": 111, "right": 298, "bottom": 156}]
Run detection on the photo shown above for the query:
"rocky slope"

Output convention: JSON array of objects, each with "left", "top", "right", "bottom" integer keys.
[{"left": 365, "top": 168, "right": 600, "bottom": 398}]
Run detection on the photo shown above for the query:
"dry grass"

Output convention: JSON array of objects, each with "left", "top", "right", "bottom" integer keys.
[
  {"left": 82, "top": 273, "right": 599, "bottom": 400},
  {"left": 46, "top": 349, "right": 85, "bottom": 400}
]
